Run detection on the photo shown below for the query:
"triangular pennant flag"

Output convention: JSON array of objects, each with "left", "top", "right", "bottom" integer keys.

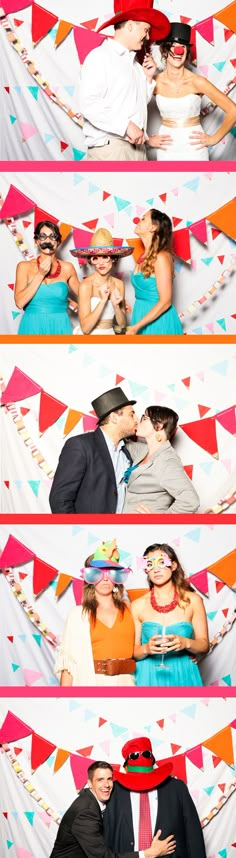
[
  {"left": 34, "top": 206, "right": 58, "bottom": 230},
  {"left": 126, "top": 237, "right": 144, "bottom": 262},
  {"left": 72, "top": 148, "right": 86, "bottom": 161},
  {"left": 32, "top": 634, "right": 41, "bottom": 647},
  {"left": 24, "top": 812, "right": 35, "bottom": 826},
  {"left": 0, "top": 711, "right": 32, "bottom": 744},
  {"left": 99, "top": 717, "right": 107, "bottom": 727},
  {"left": 0, "top": 185, "right": 35, "bottom": 220},
  {"left": 31, "top": 3, "right": 59, "bottom": 45},
  {"left": 211, "top": 227, "right": 221, "bottom": 240},
  {"left": 114, "top": 196, "right": 130, "bottom": 212},
  {"left": 194, "top": 16, "right": 214, "bottom": 44},
  {"left": 9, "top": 115, "right": 17, "bottom": 124},
  {"left": 14, "top": 747, "right": 23, "bottom": 755},
  {"left": 55, "top": 573, "right": 72, "bottom": 598},
  {"left": 38, "top": 390, "right": 67, "bottom": 433},
  {"left": 60, "top": 141, "right": 68, "bottom": 153},
  {"left": 76, "top": 745, "right": 94, "bottom": 756},
  {"left": 171, "top": 743, "right": 182, "bottom": 755},
  {"left": 63, "top": 409, "right": 83, "bottom": 436},
  {"left": 31, "top": 732, "right": 57, "bottom": 770},
  {"left": 20, "top": 122, "right": 38, "bottom": 142},
  {"left": 185, "top": 745, "right": 203, "bottom": 769},
  {"left": 28, "top": 481, "right": 40, "bottom": 497},
  {"left": 73, "top": 227, "right": 93, "bottom": 250},
  {"left": 16, "top": 848, "right": 33, "bottom": 858},
  {"left": 24, "top": 669, "right": 43, "bottom": 686},
  {"left": 216, "top": 581, "right": 225, "bottom": 593},
  {"left": 7, "top": 636, "right": 14, "bottom": 643},
  {"left": 216, "top": 406, "right": 236, "bottom": 436},
  {"left": 189, "top": 219, "right": 207, "bottom": 243},
  {"left": 59, "top": 223, "right": 72, "bottom": 244},
  {"left": 172, "top": 228, "right": 191, "bottom": 263},
  {"left": 81, "top": 18, "right": 99, "bottom": 30},
  {"left": 11, "top": 663, "right": 20, "bottom": 672},
  {"left": 184, "top": 178, "right": 200, "bottom": 192},
  {"left": 180, "top": 415, "right": 218, "bottom": 458},
  {"left": 207, "top": 198, "right": 236, "bottom": 241},
  {"left": 158, "top": 753, "right": 187, "bottom": 782},
  {"left": 203, "top": 725, "right": 234, "bottom": 766},
  {"left": 70, "top": 753, "right": 96, "bottom": 789},
  {"left": 187, "top": 569, "right": 209, "bottom": 596},
  {"left": 74, "top": 26, "right": 105, "bottom": 64},
  {"left": 198, "top": 404, "right": 211, "bottom": 418},
  {"left": 103, "top": 191, "right": 111, "bottom": 201},
  {"left": 116, "top": 374, "right": 125, "bottom": 385},
  {"left": 172, "top": 217, "right": 182, "bottom": 228},
  {"left": 72, "top": 578, "right": 83, "bottom": 605},
  {"left": 33, "top": 556, "right": 58, "bottom": 596},
  {"left": 0, "top": 535, "right": 35, "bottom": 570},
  {"left": 54, "top": 748, "right": 70, "bottom": 772},
  {"left": 82, "top": 218, "right": 98, "bottom": 230},
  {"left": 207, "top": 548, "right": 236, "bottom": 589},
  {"left": 181, "top": 377, "right": 191, "bottom": 389},
  {"left": 54, "top": 20, "right": 73, "bottom": 47},
  {"left": 156, "top": 719, "right": 165, "bottom": 729},
  {"left": 159, "top": 193, "right": 167, "bottom": 203},
  {"left": 214, "top": 2, "right": 236, "bottom": 34},
  {"left": 83, "top": 414, "right": 97, "bottom": 431},
  {"left": 28, "top": 86, "right": 38, "bottom": 101},
  {"left": 183, "top": 465, "right": 193, "bottom": 480}
]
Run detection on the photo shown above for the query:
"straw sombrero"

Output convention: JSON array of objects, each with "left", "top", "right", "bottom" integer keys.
[{"left": 71, "top": 228, "right": 134, "bottom": 259}]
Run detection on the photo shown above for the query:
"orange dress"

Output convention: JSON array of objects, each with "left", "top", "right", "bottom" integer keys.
[{"left": 90, "top": 606, "right": 135, "bottom": 659}]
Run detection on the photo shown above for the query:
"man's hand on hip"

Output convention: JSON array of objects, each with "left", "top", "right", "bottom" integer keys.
[{"left": 126, "top": 121, "right": 145, "bottom": 145}]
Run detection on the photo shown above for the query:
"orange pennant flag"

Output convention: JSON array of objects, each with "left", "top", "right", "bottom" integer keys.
[
  {"left": 59, "top": 223, "right": 73, "bottom": 243},
  {"left": 54, "top": 748, "right": 70, "bottom": 773},
  {"left": 55, "top": 20, "right": 73, "bottom": 47},
  {"left": 127, "top": 588, "right": 148, "bottom": 602},
  {"left": 203, "top": 725, "right": 234, "bottom": 766},
  {"left": 206, "top": 198, "right": 236, "bottom": 241},
  {"left": 63, "top": 409, "right": 83, "bottom": 436},
  {"left": 126, "top": 237, "right": 144, "bottom": 262},
  {"left": 213, "top": 2, "right": 236, "bottom": 35},
  {"left": 207, "top": 548, "right": 236, "bottom": 589},
  {"left": 55, "top": 573, "right": 73, "bottom": 597}
]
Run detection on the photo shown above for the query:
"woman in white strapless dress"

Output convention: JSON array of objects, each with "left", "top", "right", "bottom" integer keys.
[
  {"left": 71, "top": 228, "right": 133, "bottom": 334},
  {"left": 148, "top": 22, "right": 236, "bottom": 162}
]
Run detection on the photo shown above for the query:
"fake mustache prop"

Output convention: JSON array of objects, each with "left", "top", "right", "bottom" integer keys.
[{"left": 38, "top": 241, "right": 55, "bottom": 250}]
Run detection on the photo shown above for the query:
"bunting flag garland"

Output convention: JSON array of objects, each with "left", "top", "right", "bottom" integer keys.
[
  {"left": 213, "top": 2, "right": 236, "bottom": 34},
  {"left": 1, "top": 744, "right": 61, "bottom": 824},
  {"left": 2, "top": 566, "right": 58, "bottom": 646},
  {"left": 180, "top": 415, "right": 219, "bottom": 458},
  {"left": 203, "top": 726, "right": 234, "bottom": 767},
  {"left": 206, "top": 548, "right": 236, "bottom": 589},
  {"left": 31, "top": 3, "right": 58, "bottom": 46},
  {"left": 206, "top": 199, "right": 236, "bottom": 242}
]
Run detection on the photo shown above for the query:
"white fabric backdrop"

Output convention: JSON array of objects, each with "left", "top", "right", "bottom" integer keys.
[
  {"left": 0, "top": 697, "right": 235, "bottom": 857},
  {"left": 0, "top": 0, "right": 236, "bottom": 160},
  {"left": 1, "top": 170, "right": 236, "bottom": 335},
  {"left": 0, "top": 522, "right": 235, "bottom": 686},
  {"left": 1, "top": 342, "right": 236, "bottom": 513}
]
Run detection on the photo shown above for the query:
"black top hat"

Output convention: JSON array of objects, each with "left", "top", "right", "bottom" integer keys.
[
  {"left": 162, "top": 22, "right": 192, "bottom": 46},
  {"left": 91, "top": 387, "right": 136, "bottom": 423}
]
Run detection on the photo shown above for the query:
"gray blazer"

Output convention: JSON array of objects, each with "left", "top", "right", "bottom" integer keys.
[{"left": 123, "top": 440, "right": 200, "bottom": 514}]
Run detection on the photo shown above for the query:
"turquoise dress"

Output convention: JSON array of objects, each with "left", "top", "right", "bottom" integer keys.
[
  {"left": 131, "top": 272, "right": 183, "bottom": 335},
  {"left": 135, "top": 621, "right": 203, "bottom": 687},
  {"left": 18, "top": 281, "right": 72, "bottom": 335}
]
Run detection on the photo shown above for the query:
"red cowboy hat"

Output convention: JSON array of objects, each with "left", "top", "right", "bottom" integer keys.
[
  {"left": 114, "top": 737, "right": 173, "bottom": 791},
  {"left": 97, "top": 0, "right": 170, "bottom": 44}
]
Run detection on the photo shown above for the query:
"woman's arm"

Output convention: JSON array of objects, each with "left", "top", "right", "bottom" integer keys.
[
  {"left": 14, "top": 259, "right": 50, "bottom": 309},
  {"left": 128, "top": 252, "right": 173, "bottom": 334},
  {"left": 167, "top": 594, "right": 209, "bottom": 655},
  {"left": 111, "top": 278, "right": 126, "bottom": 328},
  {"left": 60, "top": 669, "right": 73, "bottom": 686},
  {"left": 78, "top": 278, "right": 110, "bottom": 334},
  {"left": 190, "top": 76, "right": 236, "bottom": 147}
]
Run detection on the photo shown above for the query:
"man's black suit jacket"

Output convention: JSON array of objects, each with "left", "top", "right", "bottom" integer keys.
[
  {"left": 103, "top": 779, "right": 207, "bottom": 858},
  {"left": 49, "top": 428, "right": 132, "bottom": 513},
  {"left": 49, "top": 788, "right": 139, "bottom": 858}
]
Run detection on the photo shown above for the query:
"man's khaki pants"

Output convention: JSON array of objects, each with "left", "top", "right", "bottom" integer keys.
[{"left": 86, "top": 138, "right": 147, "bottom": 161}]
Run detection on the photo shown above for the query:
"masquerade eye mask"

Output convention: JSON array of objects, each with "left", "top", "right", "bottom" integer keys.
[
  {"left": 80, "top": 561, "right": 131, "bottom": 585},
  {"left": 144, "top": 552, "right": 172, "bottom": 571}
]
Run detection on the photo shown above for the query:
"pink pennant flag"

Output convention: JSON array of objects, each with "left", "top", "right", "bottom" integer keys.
[
  {"left": 74, "top": 26, "right": 105, "bottom": 64},
  {"left": 70, "top": 753, "right": 96, "bottom": 789},
  {"left": 187, "top": 569, "right": 209, "bottom": 596},
  {"left": 2, "top": 0, "right": 32, "bottom": 12},
  {"left": 16, "top": 849, "right": 34, "bottom": 858},
  {"left": 216, "top": 406, "right": 236, "bottom": 436},
  {"left": 20, "top": 122, "right": 38, "bottom": 142},
  {"left": 38, "top": 811, "right": 51, "bottom": 828},
  {"left": 83, "top": 414, "right": 97, "bottom": 431},
  {"left": 0, "top": 535, "right": 35, "bottom": 570},
  {"left": 24, "top": 669, "right": 43, "bottom": 686},
  {"left": 73, "top": 228, "right": 93, "bottom": 252},
  {"left": 189, "top": 219, "right": 207, "bottom": 244},
  {"left": 72, "top": 578, "right": 84, "bottom": 605},
  {"left": 194, "top": 16, "right": 214, "bottom": 44},
  {"left": 206, "top": 323, "right": 214, "bottom": 333},
  {"left": 105, "top": 213, "right": 115, "bottom": 228},
  {"left": 0, "top": 184, "right": 35, "bottom": 220},
  {"left": 1, "top": 367, "right": 42, "bottom": 404},
  {"left": 185, "top": 745, "right": 204, "bottom": 769},
  {"left": 198, "top": 65, "right": 209, "bottom": 76},
  {"left": 0, "top": 710, "right": 32, "bottom": 744}
]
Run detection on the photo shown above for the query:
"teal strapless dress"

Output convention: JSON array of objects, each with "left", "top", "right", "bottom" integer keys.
[
  {"left": 135, "top": 621, "right": 203, "bottom": 687},
  {"left": 131, "top": 272, "right": 183, "bottom": 335},
  {"left": 18, "top": 281, "right": 72, "bottom": 335}
]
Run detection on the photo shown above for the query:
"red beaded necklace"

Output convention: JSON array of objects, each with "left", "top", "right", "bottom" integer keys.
[
  {"left": 150, "top": 587, "right": 178, "bottom": 613},
  {"left": 37, "top": 256, "right": 61, "bottom": 279}
]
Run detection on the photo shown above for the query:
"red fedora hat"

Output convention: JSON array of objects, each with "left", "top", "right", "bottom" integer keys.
[
  {"left": 97, "top": 0, "right": 170, "bottom": 43},
  {"left": 114, "top": 737, "right": 173, "bottom": 791}
]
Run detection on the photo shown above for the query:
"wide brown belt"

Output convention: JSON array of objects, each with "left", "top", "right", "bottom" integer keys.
[
  {"left": 94, "top": 658, "right": 136, "bottom": 676},
  {"left": 162, "top": 116, "right": 200, "bottom": 127}
]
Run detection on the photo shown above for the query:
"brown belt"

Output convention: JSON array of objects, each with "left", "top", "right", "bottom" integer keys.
[
  {"left": 162, "top": 116, "right": 200, "bottom": 127},
  {"left": 94, "top": 658, "right": 136, "bottom": 676}
]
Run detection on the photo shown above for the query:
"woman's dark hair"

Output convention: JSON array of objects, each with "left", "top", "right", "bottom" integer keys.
[
  {"left": 143, "top": 542, "right": 194, "bottom": 606},
  {"left": 145, "top": 405, "right": 179, "bottom": 440},
  {"left": 82, "top": 552, "right": 125, "bottom": 623},
  {"left": 34, "top": 220, "right": 62, "bottom": 243},
  {"left": 142, "top": 209, "right": 172, "bottom": 277}
]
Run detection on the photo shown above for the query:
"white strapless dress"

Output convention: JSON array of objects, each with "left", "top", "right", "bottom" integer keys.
[
  {"left": 155, "top": 93, "right": 209, "bottom": 161},
  {"left": 73, "top": 296, "right": 115, "bottom": 335}
]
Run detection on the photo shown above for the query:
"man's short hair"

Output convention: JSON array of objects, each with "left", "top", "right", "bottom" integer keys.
[
  {"left": 87, "top": 761, "right": 113, "bottom": 780},
  {"left": 114, "top": 21, "right": 127, "bottom": 31},
  {"left": 99, "top": 407, "right": 124, "bottom": 427}
]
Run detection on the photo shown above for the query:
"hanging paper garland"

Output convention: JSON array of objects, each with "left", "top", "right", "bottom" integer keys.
[{"left": 2, "top": 566, "right": 58, "bottom": 646}]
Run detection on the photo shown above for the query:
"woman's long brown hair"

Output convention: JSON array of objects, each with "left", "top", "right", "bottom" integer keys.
[
  {"left": 143, "top": 542, "right": 194, "bottom": 607},
  {"left": 82, "top": 553, "right": 125, "bottom": 624},
  {"left": 142, "top": 209, "right": 172, "bottom": 278}
]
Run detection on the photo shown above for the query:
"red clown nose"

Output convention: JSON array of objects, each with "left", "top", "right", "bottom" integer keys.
[{"left": 172, "top": 45, "right": 185, "bottom": 55}]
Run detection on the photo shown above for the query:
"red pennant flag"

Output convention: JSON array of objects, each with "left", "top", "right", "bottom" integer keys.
[
  {"left": 7, "top": 636, "right": 14, "bottom": 643},
  {"left": 159, "top": 193, "right": 167, "bottom": 203},
  {"left": 211, "top": 227, "right": 221, "bottom": 240},
  {"left": 222, "top": 608, "right": 228, "bottom": 616},
  {"left": 4, "top": 86, "right": 10, "bottom": 93},
  {"left": 158, "top": 754, "right": 187, "bottom": 782},
  {"left": 185, "top": 745, "right": 203, "bottom": 769},
  {"left": 0, "top": 711, "right": 32, "bottom": 744},
  {"left": 224, "top": 28, "right": 233, "bottom": 41},
  {"left": 1, "top": 367, "right": 42, "bottom": 405},
  {"left": 3, "top": 812, "right": 8, "bottom": 819},
  {"left": 60, "top": 141, "right": 68, "bottom": 152},
  {"left": 23, "top": 220, "right": 31, "bottom": 228},
  {"left": 183, "top": 465, "right": 193, "bottom": 480},
  {"left": 116, "top": 374, "right": 125, "bottom": 385},
  {"left": 0, "top": 535, "right": 35, "bottom": 570},
  {"left": 20, "top": 407, "right": 30, "bottom": 416},
  {"left": 81, "top": 18, "right": 99, "bottom": 30},
  {"left": 76, "top": 745, "right": 94, "bottom": 756},
  {"left": 4, "top": 481, "right": 9, "bottom": 489},
  {"left": 31, "top": 3, "right": 59, "bottom": 45},
  {"left": 33, "top": 556, "right": 58, "bottom": 596},
  {"left": 198, "top": 404, "right": 211, "bottom": 418},
  {"left": 172, "top": 217, "right": 182, "bottom": 228},
  {"left": 19, "top": 572, "right": 28, "bottom": 581},
  {"left": 31, "top": 732, "right": 56, "bottom": 770},
  {"left": 103, "top": 191, "right": 111, "bottom": 201},
  {"left": 156, "top": 719, "right": 164, "bottom": 729},
  {"left": 99, "top": 718, "right": 107, "bottom": 727},
  {"left": 7, "top": 283, "right": 14, "bottom": 291},
  {"left": 180, "top": 415, "right": 218, "bottom": 458},
  {"left": 218, "top": 256, "right": 225, "bottom": 264},
  {"left": 34, "top": 206, "right": 58, "bottom": 230},
  {"left": 70, "top": 753, "right": 96, "bottom": 789},
  {"left": 181, "top": 377, "right": 191, "bottom": 389},
  {"left": 14, "top": 18, "right": 23, "bottom": 26},
  {"left": 172, "top": 228, "right": 191, "bottom": 263},
  {"left": 0, "top": 185, "right": 35, "bottom": 220},
  {"left": 215, "top": 581, "right": 225, "bottom": 593},
  {"left": 14, "top": 747, "right": 22, "bottom": 755},
  {"left": 38, "top": 390, "right": 67, "bottom": 433},
  {"left": 171, "top": 743, "right": 182, "bottom": 755},
  {"left": 218, "top": 783, "right": 226, "bottom": 792},
  {"left": 82, "top": 218, "right": 98, "bottom": 230}
]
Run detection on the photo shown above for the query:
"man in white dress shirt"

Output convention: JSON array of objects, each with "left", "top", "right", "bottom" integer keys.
[{"left": 80, "top": 0, "right": 170, "bottom": 161}]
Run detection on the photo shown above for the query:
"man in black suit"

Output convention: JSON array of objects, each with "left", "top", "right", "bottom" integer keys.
[
  {"left": 49, "top": 387, "right": 138, "bottom": 513},
  {"left": 50, "top": 760, "right": 176, "bottom": 857},
  {"left": 103, "top": 738, "right": 207, "bottom": 858}
]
